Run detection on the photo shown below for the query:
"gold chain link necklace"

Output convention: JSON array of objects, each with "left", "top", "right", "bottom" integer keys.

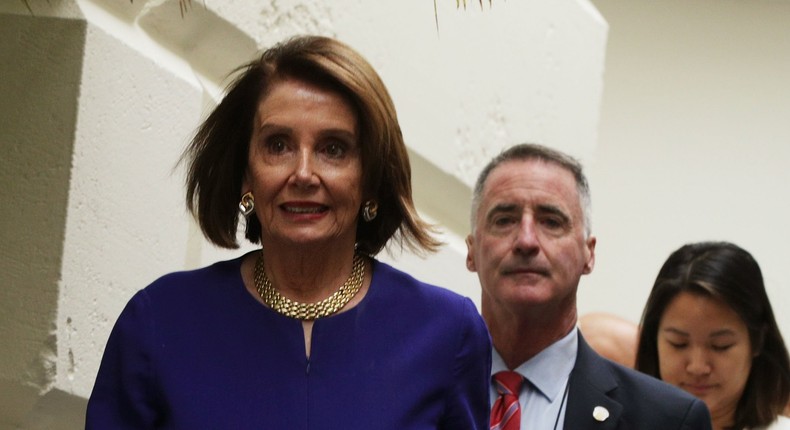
[{"left": 254, "top": 252, "right": 365, "bottom": 320}]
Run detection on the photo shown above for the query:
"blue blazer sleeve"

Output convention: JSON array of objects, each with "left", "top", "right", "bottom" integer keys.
[
  {"left": 682, "top": 398, "right": 712, "bottom": 430},
  {"left": 85, "top": 290, "right": 163, "bottom": 429},
  {"left": 565, "top": 333, "right": 712, "bottom": 430}
]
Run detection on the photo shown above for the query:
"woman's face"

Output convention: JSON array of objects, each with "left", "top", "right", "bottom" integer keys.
[
  {"left": 244, "top": 77, "right": 362, "bottom": 249},
  {"left": 657, "top": 291, "right": 753, "bottom": 424}
]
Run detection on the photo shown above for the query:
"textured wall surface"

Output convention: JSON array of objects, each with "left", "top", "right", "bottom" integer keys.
[
  {"left": 582, "top": 0, "right": 790, "bottom": 338},
  {"left": 56, "top": 22, "right": 203, "bottom": 398},
  {"left": 0, "top": 0, "right": 607, "bottom": 427},
  {"left": 1, "top": 2, "right": 782, "bottom": 429},
  {"left": 0, "top": 14, "right": 86, "bottom": 428}
]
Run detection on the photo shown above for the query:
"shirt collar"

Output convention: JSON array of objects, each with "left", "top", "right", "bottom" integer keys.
[{"left": 491, "top": 328, "right": 578, "bottom": 402}]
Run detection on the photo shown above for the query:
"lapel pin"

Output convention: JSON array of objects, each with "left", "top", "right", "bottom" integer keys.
[{"left": 593, "top": 406, "right": 609, "bottom": 422}]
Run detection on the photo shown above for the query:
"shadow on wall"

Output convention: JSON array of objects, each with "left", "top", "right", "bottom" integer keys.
[
  {"left": 0, "top": 3, "right": 260, "bottom": 426},
  {"left": 0, "top": 12, "right": 85, "bottom": 429},
  {"left": 133, "top": 0, "right": 257, "bottom": 85},
  {"left": 0, "top": 379, "right": 86, "bottom": 429}
]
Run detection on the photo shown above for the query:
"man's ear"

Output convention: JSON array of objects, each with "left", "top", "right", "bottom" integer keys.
[
  {"left": 465, "top": 235, "right": 477, "bottom": 272},
  {"left": 582, "top": 235, "right": 596, "bottom": 275}
]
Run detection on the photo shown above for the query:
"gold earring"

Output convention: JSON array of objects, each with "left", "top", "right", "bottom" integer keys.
[
  {"left": 362, "top": 200, "right": 378, "bottom": 222},
  {"left": 239, "top": 192, "right": 254, "bottom": 216}
]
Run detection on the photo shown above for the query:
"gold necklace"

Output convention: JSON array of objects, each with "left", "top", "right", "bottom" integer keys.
[{"left": 254, "top": 252, "right": 365, "bottom": 320}]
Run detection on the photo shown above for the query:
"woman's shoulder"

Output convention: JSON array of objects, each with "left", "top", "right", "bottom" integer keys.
[
  {"left": 372, "top": 259, "right": 466, "bottom": 299},
  {"left": 144, "top": 254, "right": 246, "bottom": 297},
  {"left": 370, "top": 259, "right": 479, "bottom": 316},
  {"left": 367, "top": 259, "right": 489, "bottom": 346},
  {"left": 763, "top": 415, "right": 790, "bottom": 430},
  {"left": 115, "top": 254, "right": 250, "bottom": 324},
  {"left": 752, "top": 416, "right": 790, "bottom": 430}
]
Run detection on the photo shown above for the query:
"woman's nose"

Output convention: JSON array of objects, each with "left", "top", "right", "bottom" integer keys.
[
  {"left": 291, "top": 149, "right": 319, "bottom": 186},
  {"left": 686, "top": 348, "right": 712, "bottom": 375}
]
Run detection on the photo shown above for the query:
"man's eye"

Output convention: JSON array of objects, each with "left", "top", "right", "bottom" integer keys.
[
  {"left": 493, "top": 216, "right": 516, "bottom": 227},
  {"left": 542, "top": 218, "right": 563, "bottom": 229}
]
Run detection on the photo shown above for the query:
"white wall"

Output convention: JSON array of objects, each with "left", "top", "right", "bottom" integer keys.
[
  {"left": 580, "top": 0, "right": 790, "bottom": 342},
  {"left": 0, "top": 0, "right": 606, "bottom": 427},
  {"left": 6, "top": 1, "right": 789, "bottom": 428}
]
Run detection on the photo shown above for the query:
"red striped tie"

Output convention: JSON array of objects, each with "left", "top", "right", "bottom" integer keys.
[{"left": 490, "top": 371, "right": 523, "bottom": 430}]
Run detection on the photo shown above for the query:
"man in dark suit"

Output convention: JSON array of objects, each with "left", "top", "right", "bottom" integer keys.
[{"left": 465, "top": 143, "right": 711, "bottom": 429}]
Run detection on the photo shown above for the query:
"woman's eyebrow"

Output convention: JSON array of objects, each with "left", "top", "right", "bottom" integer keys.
[
  {"left": 661, "top": 327, "right": 689, "bottom": 336},
  {"left": 709, "top": 329, "right": 737, "bottom": 338}
]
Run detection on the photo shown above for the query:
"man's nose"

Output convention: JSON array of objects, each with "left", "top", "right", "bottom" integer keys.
[{"left": 513, "top": 217, "right": 539, "bottom": 255}]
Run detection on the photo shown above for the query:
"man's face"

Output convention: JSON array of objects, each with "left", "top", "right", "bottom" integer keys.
[{"left": 466, "top": 159, "right": 596, "bottom": 319}]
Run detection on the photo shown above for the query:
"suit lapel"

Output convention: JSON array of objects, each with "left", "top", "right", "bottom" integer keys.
[{"left": 563, "top": 332, "right": 624, "bottom": 430}]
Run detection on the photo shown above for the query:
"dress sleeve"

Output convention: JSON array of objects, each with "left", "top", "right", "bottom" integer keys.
[
  {"left": 85, "top": 289, "right": 163, "bottom": 429},
  {"left": 440, "top": 297, "right": 492, "bottom": 430}
]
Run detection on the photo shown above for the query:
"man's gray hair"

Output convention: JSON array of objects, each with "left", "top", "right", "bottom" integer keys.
[{"left": 469, "top": 143, "right": 592, "bottom": 237}]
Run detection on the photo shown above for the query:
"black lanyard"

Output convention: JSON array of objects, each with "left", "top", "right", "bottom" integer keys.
[{"left": 552, "top": 378, "right": 571, "bottom": 430}]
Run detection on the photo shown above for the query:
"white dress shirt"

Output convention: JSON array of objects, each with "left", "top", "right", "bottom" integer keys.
[{"left": 490, "top": 328, "right": 578, "bottom": 430}]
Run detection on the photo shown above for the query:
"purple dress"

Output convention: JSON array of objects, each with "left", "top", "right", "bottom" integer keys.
[{"left": 86, "top": 255, "right": 492, "bottom": 429}]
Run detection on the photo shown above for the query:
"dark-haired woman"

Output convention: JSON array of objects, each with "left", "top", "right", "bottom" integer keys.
[
  {"left": 85, "top": 35, "right": 491, "bottom": 429},
  {"left": 636, "top": 241, "right": 790, "bottom": 430}
]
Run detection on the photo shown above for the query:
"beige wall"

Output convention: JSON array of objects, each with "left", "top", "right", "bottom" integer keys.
[
  {"left": 0, "top": 14, "right": 86, "bottom": 428},
  {"left": 5, "top": 1, "right": 789, "bottom": 429},
  {"left": 0, "top": 0, "right": 606, "bottom": 427},
  {"left": 6, "top": 1, "right": 788, "bottom": 428},
  {"left": 581, "top": 0, "right": 790, "bottom": 340}
]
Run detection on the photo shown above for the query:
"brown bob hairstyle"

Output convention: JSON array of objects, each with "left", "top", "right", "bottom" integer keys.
[
  {"left": 636, "top": 241, "right": 790, "bottom": 429},
  {"left": 182, "top": 35, "right": 439, "bottom": 255}
]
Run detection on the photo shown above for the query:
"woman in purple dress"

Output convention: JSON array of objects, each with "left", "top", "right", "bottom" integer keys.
[{"left": 86, "top": 35, "right": 491, "bottom": 429}]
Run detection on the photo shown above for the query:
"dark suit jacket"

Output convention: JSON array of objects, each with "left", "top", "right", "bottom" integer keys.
[{"left": 564, "top": 333, "right": 712, "bottom": 429}]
